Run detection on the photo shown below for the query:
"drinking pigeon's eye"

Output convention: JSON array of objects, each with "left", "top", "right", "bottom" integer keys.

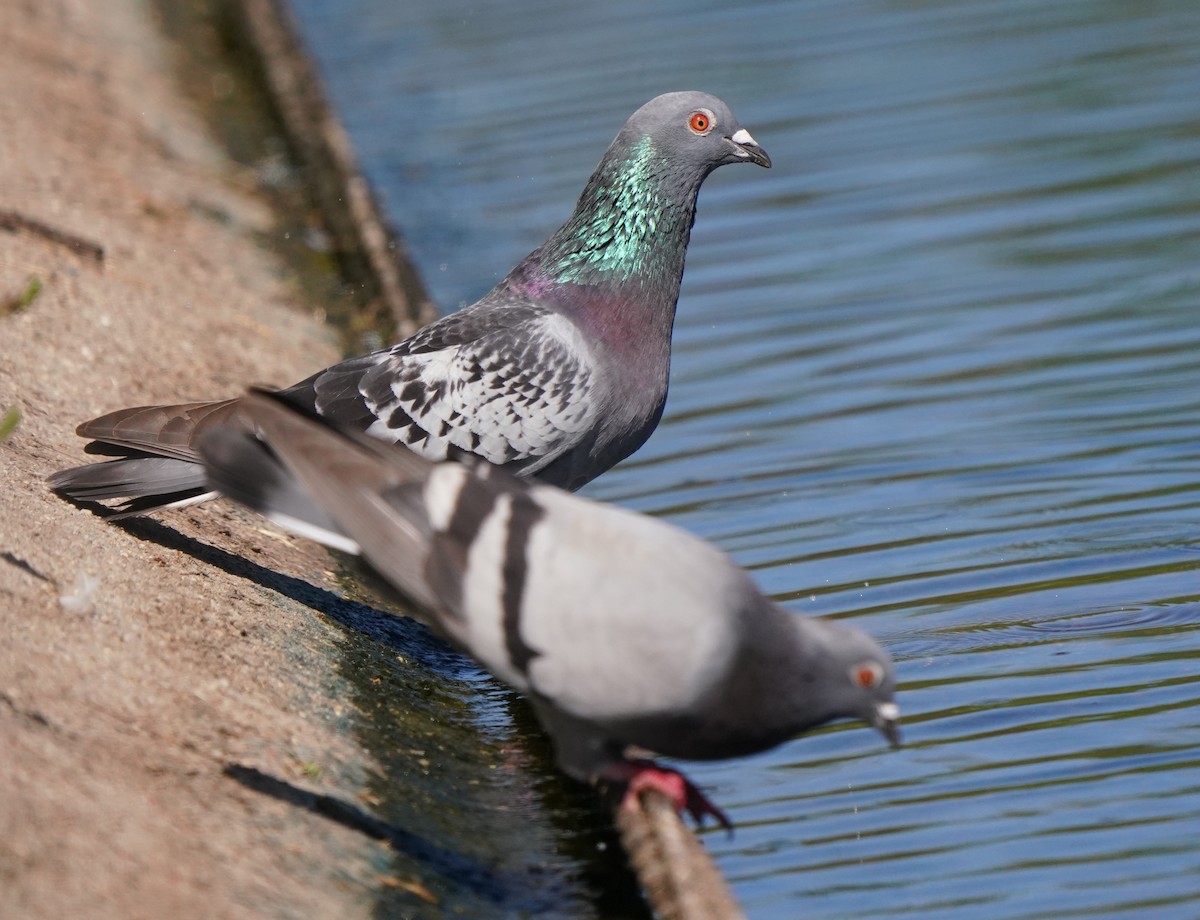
[
  {"left": 851, "top": 661, "right": 885, "bottom": 690},
  {"left": 688, "top": 110, "right": 714, "bottom": 135}
]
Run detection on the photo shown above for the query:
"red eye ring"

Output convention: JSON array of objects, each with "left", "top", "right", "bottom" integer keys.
[
  {"left": 688, "top": 110, "right": 713, "bottom": 135},
  {"left": 852, "top": 661, "right": 885, "bottom": 690}
]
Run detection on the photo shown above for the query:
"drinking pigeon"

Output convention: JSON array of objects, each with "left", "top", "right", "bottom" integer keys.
[
  {"left": 48, "top": 92, "right": 770, "bottom": 516},
  {"left": 198, "top": 390, "right": 901, "bottom": 829}
]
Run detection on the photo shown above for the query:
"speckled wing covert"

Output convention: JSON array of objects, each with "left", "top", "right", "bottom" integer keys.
[{"left": 298, "top": 303, "right": 598, "bottom": 474}]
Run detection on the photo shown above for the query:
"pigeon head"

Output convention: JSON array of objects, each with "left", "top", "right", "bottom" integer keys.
[
  {"left": 522, "top": 92, "right": 769, "bottom": 293},
  {"left": 617, "top": 91, "right": 771, "bottom": 175},
  {"left": 799, "top": 617, "right": 902, "bottom": 748}
]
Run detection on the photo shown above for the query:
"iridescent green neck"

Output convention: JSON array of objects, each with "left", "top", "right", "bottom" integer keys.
[{"left": 534, "top": 135, "right": 698, "bottom": 287}]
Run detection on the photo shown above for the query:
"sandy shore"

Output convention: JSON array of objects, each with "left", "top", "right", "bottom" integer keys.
[{"left": 0, "top": 1, "right": 389, "bottom": 915}]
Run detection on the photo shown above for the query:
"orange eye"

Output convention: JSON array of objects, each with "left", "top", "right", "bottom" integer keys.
[
  {"left": 852, "top": 661, "right": 885, "bottom": 690},
  {"left": 688, "top": 111, "right": 712, "bottom": 134}
]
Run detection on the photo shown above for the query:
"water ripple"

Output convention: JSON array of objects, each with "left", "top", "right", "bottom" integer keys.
[{"left": 287, "top": 0, "right": 1200, "bottom": 915}]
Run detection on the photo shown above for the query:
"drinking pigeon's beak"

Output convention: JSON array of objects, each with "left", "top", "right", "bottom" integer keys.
[
  {"left": 726, "top": 128, "right": 771, "bottom": 168},
  {"left": 873, "top": 701, "right": 902, "bottom": 748}
]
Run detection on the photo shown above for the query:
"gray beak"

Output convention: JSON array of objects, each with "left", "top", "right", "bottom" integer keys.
[
  {"left": 726, "top": 128, "right": 771, "bottom": 168},
  {"left": 873, "top": 701, "right": 902, "bottom": 748}
]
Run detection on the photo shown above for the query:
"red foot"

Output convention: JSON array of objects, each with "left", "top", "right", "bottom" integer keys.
[{"left": 601, "top": 760, "right": 732, "bottom": 833}]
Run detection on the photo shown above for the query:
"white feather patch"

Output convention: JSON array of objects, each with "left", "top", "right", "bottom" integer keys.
[
  {"left": 265, "top": 512, "right": 362, "bottom": 555},
  {"left": 423, "top": 463, "right": 470, "bottom": 531},
  {"left": 456, "top": 493, "right": 532, "bottom": 689},
  {"left": 152, "top": 490, "right": 220, "bottom": 512}
]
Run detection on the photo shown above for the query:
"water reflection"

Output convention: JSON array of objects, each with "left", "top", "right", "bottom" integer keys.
[{"left": 287, "top": 0, "right": 1200, "bottom": 915}]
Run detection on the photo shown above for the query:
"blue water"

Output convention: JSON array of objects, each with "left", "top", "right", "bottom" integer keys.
[{"left": 284, "top": 0, "right": 1200, "bottom": 916}]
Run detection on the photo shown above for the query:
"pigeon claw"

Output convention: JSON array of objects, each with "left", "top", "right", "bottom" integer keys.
[{"left": 604, "top": 760, "right": 733, "bottom": 833}]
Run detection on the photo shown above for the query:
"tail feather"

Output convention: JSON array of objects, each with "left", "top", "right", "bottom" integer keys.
[
  {"left": 47, "top": 456, "right": 208, "bottom": 500},
  {"left": 48, "top": 398, "right": 252, "bottom": 515},
  {"left": 198, "top": 425, "right": 359, "bottom": 554},
  {"left": 75, "top": 398, "right": 245, "bottom": 463},
  {"left": 199, "top": 390, "right": 441, "bottom": 609}
]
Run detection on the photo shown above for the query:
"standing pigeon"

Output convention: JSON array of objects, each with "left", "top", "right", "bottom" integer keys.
[
  {"left": 198, "top": 390, "right": 901, "bottom": 828},
  {"left": 48, "top": 92, "right": 770, "bottom": 516}
]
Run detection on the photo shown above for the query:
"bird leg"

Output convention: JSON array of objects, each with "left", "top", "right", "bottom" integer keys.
[{"left": 599, "top": 759, "right": 732, "bottom": 832}]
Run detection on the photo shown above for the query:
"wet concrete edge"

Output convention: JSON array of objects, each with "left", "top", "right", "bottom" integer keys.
[{"left": 222, "top": 0, "right": 438, "bottom": 338}]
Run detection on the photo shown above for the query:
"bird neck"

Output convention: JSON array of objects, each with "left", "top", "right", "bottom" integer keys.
[
  {"left": 520, "top": 134, "right": 702, "bottom": 302},
  {"left": 696, "top": 605, "right": 846, "bottom": 757}
]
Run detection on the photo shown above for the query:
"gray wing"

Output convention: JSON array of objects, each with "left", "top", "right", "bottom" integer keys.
[
  {"left": 298, "top": 303, "right": 600, "bottom": 475},
  {"left": 456, "top": 483, "right": 746, "bottom": 717}
]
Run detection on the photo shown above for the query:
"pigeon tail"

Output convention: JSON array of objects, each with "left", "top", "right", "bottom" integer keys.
[
  {"left": 48, "top": 397, "right": 249, "bottom": 514},
  {"left": 198, "top": 389, "right": 442, "bottom": 610},
  {"left": 196, "top": 422, "right": 359, "bottom": 555}
]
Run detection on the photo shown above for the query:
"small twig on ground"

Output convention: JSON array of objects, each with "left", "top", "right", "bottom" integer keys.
[{"left": 0, "top": 209, "right": 105, "bottom": 264}]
